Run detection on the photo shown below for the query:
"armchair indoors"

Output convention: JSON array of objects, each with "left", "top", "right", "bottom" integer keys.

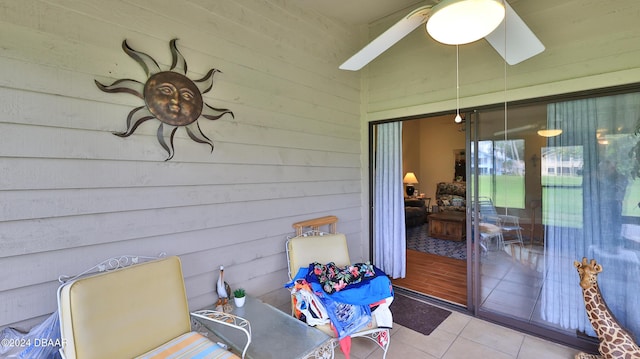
[
  {"left": 286, "top": 216, "right": 394, "bottom": 359},
  {"left": 435, "top": 182, "right": 466, "bottom": 212},
  {"left": 405, "top": 198, "right": 427, "bottom": 227}
]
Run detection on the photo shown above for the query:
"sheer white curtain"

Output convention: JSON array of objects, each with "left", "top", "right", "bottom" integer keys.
[
  {"left": 542, "top": 92, "right": 640, "bottom": 338},
  {"left": 374, "top": 121, "right": 406, "bottom": 279}
]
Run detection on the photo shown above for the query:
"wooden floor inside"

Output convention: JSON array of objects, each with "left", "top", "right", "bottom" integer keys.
[{"left": 392, "top": 249, "right": 467, "bottom": 306}]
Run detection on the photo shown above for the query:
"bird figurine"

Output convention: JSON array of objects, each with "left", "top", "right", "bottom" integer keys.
[{"left": 215, "top": 266, "right": 232, "bottom": 311}]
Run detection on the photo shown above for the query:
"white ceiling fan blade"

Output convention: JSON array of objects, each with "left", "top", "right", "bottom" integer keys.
[
  {"left": 485, "top": 2, "right": 544, "bottom": 65},
  {"left": 339, "top": 6, "right": 431, "bottom": 71}
]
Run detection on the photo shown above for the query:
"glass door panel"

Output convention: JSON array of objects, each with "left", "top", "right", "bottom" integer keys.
[
  {"left": 470, "top": 93, "right": 640, "bottom": 342},
  {"left": 470, "top": 106, "right": 546, "bottom": 323}
]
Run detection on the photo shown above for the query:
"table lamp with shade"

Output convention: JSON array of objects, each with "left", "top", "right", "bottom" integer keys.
[{"left": 403, "top": 172, "right": 419, "bottom": 197}]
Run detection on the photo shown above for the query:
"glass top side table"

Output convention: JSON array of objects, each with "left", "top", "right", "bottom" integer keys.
[{"left": 192, "top": 296, "right": 333, "bottom": 359}]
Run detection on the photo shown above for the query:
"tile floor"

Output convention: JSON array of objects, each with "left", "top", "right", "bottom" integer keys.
[
  {"left": 270, "top": 239, "right": 585, "bottom": 359},
  {"left": 335, "top": 303, "right": 581, "bottom": 359},
  {"left": 479, "top": 243, "right": 548, "bottom": 324}
]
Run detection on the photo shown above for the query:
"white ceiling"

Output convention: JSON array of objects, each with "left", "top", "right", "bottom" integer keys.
[{"left": 295, "top": 0, "right": 430, "bottom": 25}]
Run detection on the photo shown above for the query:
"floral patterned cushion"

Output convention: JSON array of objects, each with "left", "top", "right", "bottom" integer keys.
[
  {"left": 311, "top": 261, "right": 375, "bottom": 294},
  {"left": 436, "top": 182, "right": 466, "bottom": 212}
]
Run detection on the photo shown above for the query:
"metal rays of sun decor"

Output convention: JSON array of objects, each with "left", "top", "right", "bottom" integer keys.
[{"left": 95, "top": 39, "right": 234, "bottom": 161}]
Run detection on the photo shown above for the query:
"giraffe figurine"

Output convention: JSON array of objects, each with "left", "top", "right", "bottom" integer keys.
[{"left": 574, "top": 257, "right": 640, "bottom": 359}]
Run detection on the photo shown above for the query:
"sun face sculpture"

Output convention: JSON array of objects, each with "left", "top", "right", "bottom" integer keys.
[{"left": 96, "top": 39, "right": 233, "bottom": 160}]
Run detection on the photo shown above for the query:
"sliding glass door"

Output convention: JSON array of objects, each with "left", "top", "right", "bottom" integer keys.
[
  {"left": 540, "top": 93, "right": 640, "bottom": 338},
  {"left": 371, "top": 87, "right": 640, "bottom": 349},
  {"left": 470, "top": 91, "right": 640, "bottom": 344}
]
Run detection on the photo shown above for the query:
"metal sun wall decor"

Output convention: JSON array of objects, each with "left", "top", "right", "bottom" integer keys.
[{"left": 96, "top": 39, "right": 234, "bottom": 161}]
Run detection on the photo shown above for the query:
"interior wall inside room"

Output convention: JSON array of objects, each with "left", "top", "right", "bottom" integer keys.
[
  {"left": 402, "top": 119, "right": 421, "bottom": 195},
  {"left": 402, "top": 115, "right": 465, "bottom": 203},
  {"left": 419, "top": 116, "right": 466, "bottom": 203}
]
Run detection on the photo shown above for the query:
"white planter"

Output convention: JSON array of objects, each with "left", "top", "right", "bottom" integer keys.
[{"left": 234, "top": 296, "right": 246, "bottom": 308}]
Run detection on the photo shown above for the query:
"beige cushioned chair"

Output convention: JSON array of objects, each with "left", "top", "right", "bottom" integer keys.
[
  {"left": 287, "top": 217, "right": 393, "bottom": 359},
  {"left": 57, "top": 255, "right": 248, "bottom": 359}
]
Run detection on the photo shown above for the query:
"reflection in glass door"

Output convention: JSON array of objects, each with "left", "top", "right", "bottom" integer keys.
[
  {"left": 470, "top": 92, "right": 640, "bottom": 345},
  {"left": 540, "top": 93, "right": 640, "bottom": 339},
  {"left": 470, "top": 107, "right": 546, "bottom": 324}
]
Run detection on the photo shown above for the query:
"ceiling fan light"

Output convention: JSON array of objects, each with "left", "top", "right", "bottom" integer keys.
[
  {"left": 537, "top": 129, "right": 563, "bottom": 137},
  {"left": 426, "top": 0, "right": 505, "bottom": 45}
]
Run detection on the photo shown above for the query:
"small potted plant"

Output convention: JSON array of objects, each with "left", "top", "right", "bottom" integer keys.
[{"left": 233, "top": 288, "right": 246, "bottom": 308}]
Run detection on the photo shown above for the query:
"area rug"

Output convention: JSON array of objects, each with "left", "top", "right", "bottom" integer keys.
[
  {"left": 406, "top": 223, "right": 467, "bottom": 260},
  {"left": 390, "top": 294, "right": 451, "bottom": 335}
]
